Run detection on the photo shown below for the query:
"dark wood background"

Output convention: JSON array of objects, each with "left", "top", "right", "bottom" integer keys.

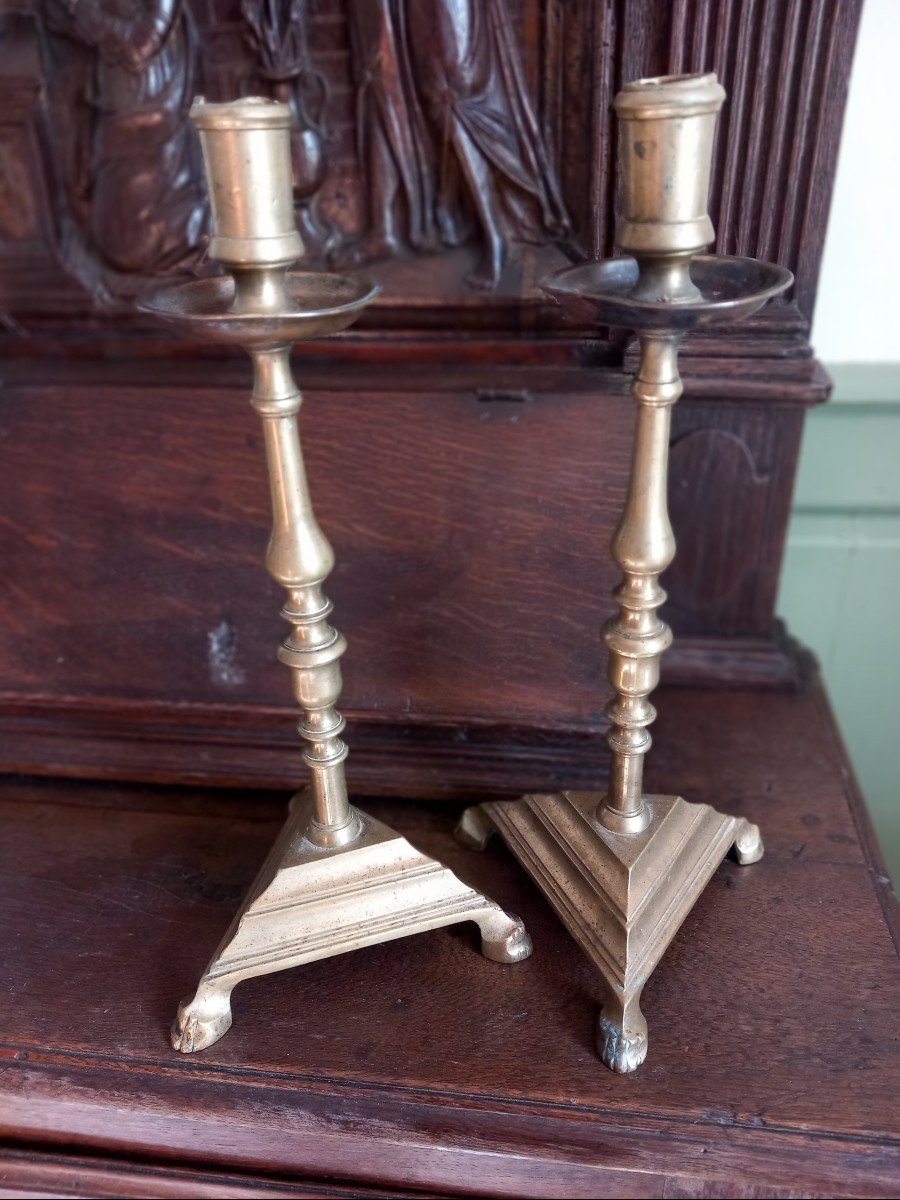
[
  {"left": 0, "top": 0, "right": 862, "bottom": 796},
  {"left": 4, "top": 7, "right": 896, "bottom": 1198}
]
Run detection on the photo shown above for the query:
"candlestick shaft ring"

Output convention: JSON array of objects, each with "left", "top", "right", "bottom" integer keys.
[
  {"left": 250, "top": 340, "right": 358, "bottom": 845},
  {"left": 599, "top": 333, "right": 680, "bottom": 832}
]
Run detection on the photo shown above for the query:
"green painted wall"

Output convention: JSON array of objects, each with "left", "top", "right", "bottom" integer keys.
[{"left": 777, "top": 365, "right": 900, "bottom": 885}]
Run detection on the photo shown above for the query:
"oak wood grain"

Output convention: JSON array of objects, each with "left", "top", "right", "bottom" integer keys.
[
  {"left": 0, "top": 674, "right": 897, "bottom": 1198},
  {"left": 0, "top": 372, "right": 814, "bottom": 793}
]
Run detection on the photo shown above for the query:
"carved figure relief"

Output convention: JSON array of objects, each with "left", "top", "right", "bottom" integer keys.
[
  {"left": 341, "top": 0, "right": 570, "bottom": 290},
  {"left": 337, "top": 0, "right": 443, "bottom": 268},
  {"left": 241, "top": 0, "right": 336, "bottom": 259},
  {"left": 21, "top": 0, "right": 568, "bottom": 307},
  {"left": 40, "top": 0, "right": 209, "bottom": 302}
]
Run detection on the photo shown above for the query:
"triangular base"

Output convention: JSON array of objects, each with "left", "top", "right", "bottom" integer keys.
[
  {"left": 173, "top": 789, "right": 532, "bottom": 1053},
  {"left": 457, "top": 792, "right": 762, "bottom": 1073}
]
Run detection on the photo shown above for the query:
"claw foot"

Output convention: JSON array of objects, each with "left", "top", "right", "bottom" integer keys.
[
  {"left": 171, "top": 988, "right": 233, "bottom": 1053},
  {"left": 596, "top": 1013, "right": 648, "bottom": 1073},
  {"left": 597, "top": 991, "right": 648, "bottom": 1073}
]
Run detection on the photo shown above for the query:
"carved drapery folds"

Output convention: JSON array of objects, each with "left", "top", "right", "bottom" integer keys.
[
  {"left": 340, "top": 0, "right": 569, "bottom": 290},
  {"left": 338, "top": 0, "right": 443, "bottom": 269},
  {"left": 39, "top": 0, "right": 209, "bottom": 303},
  {"left": 2, "top": 0, "right": 858, "bottom": 320},
  {"left": 24, "top": 0, "right": 568, "bottom": 304}
]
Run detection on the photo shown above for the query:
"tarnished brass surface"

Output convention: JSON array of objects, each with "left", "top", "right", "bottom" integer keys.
[
  {"left": 139, "top": 98, "right": 531, "bottom": 1053},
  {"left": 546, "top": 254, "right": 792, "bottom": 330},
  {"left": 139, "top": 270, "right": 378, "bottom": 343},
  {"left": 459, "top": 73, "right": 789, "bottom": 1073}
]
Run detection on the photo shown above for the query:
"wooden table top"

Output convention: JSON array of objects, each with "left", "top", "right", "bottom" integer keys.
[{"left": 0, "top": 671, "right": 897, "bottom": 1198}]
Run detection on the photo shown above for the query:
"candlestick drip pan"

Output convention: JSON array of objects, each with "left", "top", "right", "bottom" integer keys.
[
  {"left": 139, "top": 272, "right": 379, "bottom": 345},
  {"left": 545, "top": 255, "right": 792, "bottom": 329}
]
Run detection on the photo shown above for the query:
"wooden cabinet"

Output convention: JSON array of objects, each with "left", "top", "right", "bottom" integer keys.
[
  {"left": 1, "top": 672, "right": 898, "bottom": 1197},
  {"left": 3, "top": 5, "right": 896, "bottom": 1196},
  {"left": 0, "top": 1, "right": 857, "bottom": 794}
]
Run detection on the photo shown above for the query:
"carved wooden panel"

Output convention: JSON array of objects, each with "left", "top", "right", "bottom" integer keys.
[
  {"left": 0, "top": 1, "right": 862, "bottom": 792},
  {"left": 0, "top": 13, "right": 87, "bottom": 317},
  {"left": 0, "top": 0, "right": 861, "bottom": 329},
  {"left": 666, "top": 402, "right": 805, "bottom": 638},
  {"left": 5, "top": 0, "right": 574, "bottom": 327}
]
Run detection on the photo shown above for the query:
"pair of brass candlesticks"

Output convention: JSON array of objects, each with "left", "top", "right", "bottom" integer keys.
[{"left": 140, "top": 75, "right": 790, "bottom": 1072}]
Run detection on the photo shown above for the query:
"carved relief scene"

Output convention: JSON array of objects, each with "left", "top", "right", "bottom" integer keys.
[{"left": 1, "top": 0, "right": 575, "bottom": 326}]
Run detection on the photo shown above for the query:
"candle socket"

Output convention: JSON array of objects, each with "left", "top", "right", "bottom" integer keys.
[
  {"left": 191, "top": 97, "right": 304, "bottom": 273},
  {"left": 615, "top": 73, "right": 725, "bottom": 303}
]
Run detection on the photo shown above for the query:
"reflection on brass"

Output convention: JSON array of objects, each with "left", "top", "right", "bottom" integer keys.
[
  {"left": 139, "top": 97, "right": 531, "bottom": 1054},
  {"left": 458, "top": 73, "right": 791, "bottom": 1073}
]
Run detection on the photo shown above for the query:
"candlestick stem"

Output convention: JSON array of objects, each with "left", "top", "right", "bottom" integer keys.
[
  {"left": 599, "top": 333, "right": 680, "bottom": 833},
  {"left": 249, "top": 340, "right": 359, "bottom": 846},
  {"left": 233, "top": 266, "right": 293, "bottom": 314}
]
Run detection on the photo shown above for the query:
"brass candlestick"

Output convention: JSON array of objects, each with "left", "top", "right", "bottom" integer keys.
[
  {"left": 139, "top": 98, "right": 531, "bottom": 1054},
  {"left": 457, "top": 74, "right": 791, "bottom": 1073}
]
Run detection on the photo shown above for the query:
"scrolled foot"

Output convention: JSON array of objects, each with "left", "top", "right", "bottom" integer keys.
[
  {"left": 455, "top": 804, "right": 495, "bottom": 851},
  {"left": 171, "top": 987, "right": 233, "bottom": 1054},
  {"left": 732, "top": 819, "right": 764, "bottom": 865},
  {"left": 476, "top": 908, "right": 533, "bottom": 964}
]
